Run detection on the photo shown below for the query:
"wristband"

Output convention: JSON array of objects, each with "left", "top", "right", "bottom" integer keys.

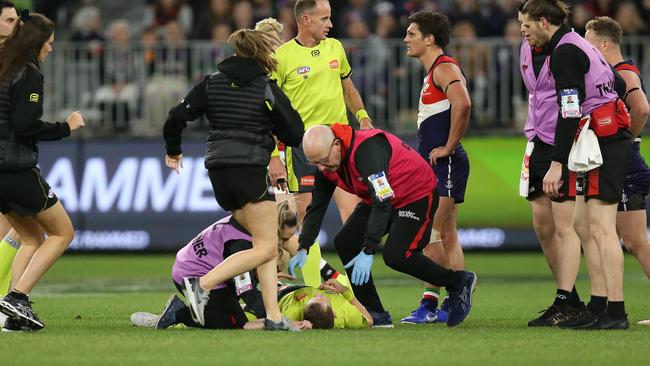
[
  {"left": 342, "top": 288, "right": 355, "bottom": 302},
  {"left": 271, "top": 145, "right": 280, "bottom": 158},
  {"left": 355, "top": 109, "right": 370, "bottom": 122}
]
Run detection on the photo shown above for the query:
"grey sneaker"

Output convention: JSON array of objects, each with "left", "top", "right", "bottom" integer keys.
[
  {"left": 156, "top": 294, "right": 185, "bottom": 329},
  {"left": 130, "top": 312, "right": 158, "bottom": 328},
  {"left": 182, "top": 277, "right": 209, "bottom": 326},
  {"left": 0, "top": 295, "right": 44, "bottom": 330},
  {"left": 264, "top": 316, "right": 300, "bottom": 331}
]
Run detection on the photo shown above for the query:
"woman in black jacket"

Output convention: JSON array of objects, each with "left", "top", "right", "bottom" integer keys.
[
  {"left": 163, "top": 28, "right": 304, "bottom": 330},
  {"left": 0, "top": 12, "right": 85, "bottom": 331}
]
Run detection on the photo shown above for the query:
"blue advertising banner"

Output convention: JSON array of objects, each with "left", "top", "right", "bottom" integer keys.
[{"left": 39, "top": 138, "right": 638, "bottom": 252}]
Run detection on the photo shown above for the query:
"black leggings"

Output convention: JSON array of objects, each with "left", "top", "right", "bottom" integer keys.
[
  {"left": 173, "top": 282, "right": 248, "bottom": 329},
  {"left": 334, "top": 193, "right": 463, "bottom": 312}
]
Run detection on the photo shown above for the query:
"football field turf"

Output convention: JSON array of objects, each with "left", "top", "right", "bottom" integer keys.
[{"left": 0, "top": 253, "right": 648, "bottom": 365}]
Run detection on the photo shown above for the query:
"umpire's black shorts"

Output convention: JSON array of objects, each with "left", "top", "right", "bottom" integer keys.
[{"left": 0, "top": 167, "right": 58, "bottom": 216}]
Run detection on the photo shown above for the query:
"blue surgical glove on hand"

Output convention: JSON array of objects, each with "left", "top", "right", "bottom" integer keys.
[
  {"left": 344, "top": 251, "right": 374, "bottom": 286},
  {"left": 288, "top": 249, "right": 308, "bottom": 277}
]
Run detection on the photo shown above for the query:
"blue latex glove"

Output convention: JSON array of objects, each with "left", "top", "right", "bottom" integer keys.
[
  {"left": 344, "top": 251, "right": 374, "bottom": 286},
  {"left": 288, "top": 249, "right": 308, "bottom": 277}
]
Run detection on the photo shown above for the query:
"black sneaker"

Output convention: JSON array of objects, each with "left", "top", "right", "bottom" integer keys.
[
  {"left": 368, "top": 310, "right": 394, "bottom": 328},
  {"left": 528, "top": 304, "right": 572, "bottom": 327},
  {"left": 0, "top": 295, "right": 44, "bottom": 330},
  {"left": 558, "top": 306, "right": 604, "bottom": 329},
  {"left": 583, "top": 313, "right": 629, "bottom": 330},
  {"left": 2, "top": 317, "right": 34, "bottom": 333}
]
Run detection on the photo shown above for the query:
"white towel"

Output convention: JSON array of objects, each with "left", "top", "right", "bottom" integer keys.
[
  {"left": 568, "top": 117, "right": 602, "bottom": 173},
  {"left": 519, "top": 141, "right": 535, "bottom": 197}
]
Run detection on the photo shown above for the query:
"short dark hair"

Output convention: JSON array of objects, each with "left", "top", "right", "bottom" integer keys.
[
  {"left": 304, "top": 302, "right": 334, "bottom": 329},
  {"left": 0, "top": 1, "right": 15, "bottom": 16},
  {"left": 407, "top": 10, "right": 450, "bottom": 49},
  {"left": 586, "top": 16, "right": 622, "bottom": 45},
  {"left": 294, "top": 0, "right": 321, "bottom": 20},
  {"left": 519, "top": 0, "right": 569, "bottom": 26}
]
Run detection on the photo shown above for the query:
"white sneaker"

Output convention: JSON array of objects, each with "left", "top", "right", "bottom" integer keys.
[
  {"left": 638, "top": 319, "right": 650, "bottom": 326},
  {"left": 131, "top": 312, "right": 158, "bottom": 328},
  {"left": 182, "top": 277, "right": 209, "bottom": 326}
]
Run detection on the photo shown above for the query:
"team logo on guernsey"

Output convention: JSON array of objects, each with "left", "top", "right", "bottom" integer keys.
[
  {"left": 329, "top": 60, "right": 339, "bottom": 69},
  {"left": 29, "top": 93, "right": 39, "bottom": 102},
  {"left": 445, "top": 180, "right": 453, "bottom": 189},
  {"left": 297, "top": 66, "right": 311, "bottom": 75},
  {"left": 421, "top": 78, "right": 431, "bottom": 98},
  {"left": 311, "top": 50, "right": 320, "bottom": 57}
]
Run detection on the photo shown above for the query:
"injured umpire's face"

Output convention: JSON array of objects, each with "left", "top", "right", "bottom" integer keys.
[{"left": 303, "top": 125, "right": 341, "bottom": 172}]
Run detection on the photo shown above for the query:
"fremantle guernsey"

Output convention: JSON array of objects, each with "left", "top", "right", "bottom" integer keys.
[{"left": 416, "top": 54, "right": 464, "bottom": 157}]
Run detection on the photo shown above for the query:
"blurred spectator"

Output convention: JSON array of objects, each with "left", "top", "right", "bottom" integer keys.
[
  {"left": 141, "top": 25, "right": 160, "bottom": 77},
  {"left": 375, "top": 4, "right": 398, "bottom": 38},
  {"left": 338, "top": 0, "right": 373, "bottom": 36},
  {"left": 212, "top": 22, "right": 233, "bottom": 44},
  {"left": 208, "top": 23, "right": 233, "bottom": 68},
  {"left": 144, "top": 0, "right": 193, "bottom": 36},
  {"left": 450, "top": 20, "right": 489, "bottom": 125},
  {"left": 277, "top": 4, "right": 297, "bottom": 40},
  {"left": 191, "top": 0, "right": 231, "bottom": 40},
  {"left": 615, "top": 1, "right": 647, "bottom": 35},
  {"left": 585, "top": 0, "right": 618, "bottom": 17},
  {"left": 486, "top": 0, "right": 520, "bottom": 37},
  {"left": 143, "top": 21, "right": 190, "bottom": 136},
  {"left": 640, "top": 0, "right": 650, "bottom": 24},
  {"left": 69, "top": 5, "right": 104, "bottom": 57},
  {"left": 34, "top": 0, "right": 66, "bottom": 23},
  {"left": 449, "top": 0, "right": 491, "bottom": 37},
  {"left": 94, "top": 20, "right": 138, "bottom": 132},
  {"left": 495, "top": 17, "right": 525, "bottom": 127},
  {"left": 396, "top": 0, "right": 443, "bottom": 35},
  {"left": 253, "top": 0, "right": 275, "bottom": 23},
  {"left": 570, "top": 3, "right": 593, "bottom": 35},
  {"left": 232, "top": 0, "right": 254, "bottom": 30}
]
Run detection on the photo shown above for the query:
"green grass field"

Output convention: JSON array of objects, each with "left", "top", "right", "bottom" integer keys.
[
  {"left": 459, "top": 137, "right": 650, "bottom": 228},
  {"left": 0, "top": 253, "right": 648, "bottom": 365}
]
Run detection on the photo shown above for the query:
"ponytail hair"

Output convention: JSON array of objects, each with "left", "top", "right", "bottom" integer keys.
[
  {"left": 0, "top": 12, "right": 54, "bottom": 82},
  {"left": 227, "top": 29, "right": 278, "bottom": 74},
  {"left": 277, "top": 200, "right": 298, "bottom": 230}
]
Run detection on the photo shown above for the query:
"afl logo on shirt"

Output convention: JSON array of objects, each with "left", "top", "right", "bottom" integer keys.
[
  {"left": 329, "top": 60, "right": 339, "bottom": 69},
  {"left": 297, "top": 66, "right": 311, "bottom": 75}
]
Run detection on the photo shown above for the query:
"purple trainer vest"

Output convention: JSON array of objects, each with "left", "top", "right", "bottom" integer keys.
[
  {"left": 520, "top": 39, "right": 556, "bottom": 145},
  {"left": 520, "top": 31, "right": 617, "bottom": 144},
  {"left": 555, "top": 32, "right": 617, "bottom": 115},
  {"left": 171, "top": 216, "right": 251, "bottom": 289}
]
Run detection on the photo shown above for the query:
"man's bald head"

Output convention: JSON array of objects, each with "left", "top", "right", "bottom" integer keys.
[
  {"left": 303, "top": 125, "right": 335, "bottom": 160},
  {"left": 303, "top": 125, "right": 341, "bottom": 171}
]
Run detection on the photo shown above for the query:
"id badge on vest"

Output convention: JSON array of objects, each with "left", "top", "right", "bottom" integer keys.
[
  {"left": 234, "top": 272, "right": 253, "bottom": 296},
  {"left": 368, "top": 171, "right": 394, "bottom": 202},
  {"left": 560, "top": 88, "right": 581, "bottom": 118}
]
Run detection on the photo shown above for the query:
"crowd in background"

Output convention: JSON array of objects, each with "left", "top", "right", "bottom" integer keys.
[{"left": 21, "top": 0, "right": 650, "bottom": 136}]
